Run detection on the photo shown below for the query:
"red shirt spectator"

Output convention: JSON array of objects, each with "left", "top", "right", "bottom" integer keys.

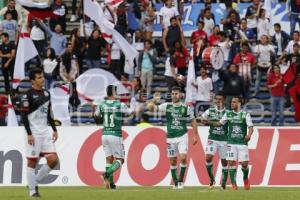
[
  {"left": 208, "top": 33, "right": 220, "bottom": 46},
  {"left": 190, "top": 21, "right": 208, "bottom": 57},
  {"left": 268, "top": 71, "right": 285, "bottom": 97},
  {"left": 174, "top": 47, "right": 189, "bottom": 69}
]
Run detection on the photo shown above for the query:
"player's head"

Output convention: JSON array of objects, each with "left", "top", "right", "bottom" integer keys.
[
  {"left": 214, "top": 92, "right": 225, "bottom": 109},
  {"left": 231, "top": 96, "right": 242, "bottom": 111},
  {"left": 0, "top": 32, "right": 9, "bottom": 43},
  {"left": 106, "top": 85, "right": 117, "bottom": 99},
  {"left": 29, "top": 68, "right": 45, "bottom": 89},
  {"left": 171, "top": 86, "right": 182, "bottom": 103}
]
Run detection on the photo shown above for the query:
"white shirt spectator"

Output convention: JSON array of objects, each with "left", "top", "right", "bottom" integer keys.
[
  {"left": 218, "top": 40, "right": 232, "bottom": 61},
  {"left": 43, "top": 58, "right": 58, "bottom": 74},
  {"left": 159, "top": 6, "right": 179, "bottom": 29},
  {"left": 203, "top": 17, "right": 215, "bottom": 36},
  {"left": 254, "top": 44, "right": 275, "bottom": 62},
  {"left": 285, "top": 40, "right": 300, "bottom": 54},
  {"left": 30, "top": 26, "right": 45, "bottom": 41},
  {"left": 195, "top": 76, "right": 213, "bottom": 101},
  {"left": 111, "top": 43, "right": 121, "bottom": 60},
  {"left": 257, "top": 18, "right": 270, "bottom": 39}
]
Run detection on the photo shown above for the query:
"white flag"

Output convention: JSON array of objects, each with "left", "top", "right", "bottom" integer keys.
[
  {"left": 7, "top": 95, "right": 18, "bottom": 126},
  {"left": 76, "top": 68, "right": 129, "bottom": 104},
  {"left": 185, "top": 49, "right": 197, "bottom": 104},
  {"left": 84, "top": 0, "right": 138, "bottom": 64},
  {"left": 50, "top": 85, "right": 72, "bottom": 126},
  {"left": 13, "top": 26, "right": 38, "bottom": 88}
]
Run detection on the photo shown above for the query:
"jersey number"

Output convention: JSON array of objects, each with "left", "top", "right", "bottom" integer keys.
[{"left": 104, "top": 114, "right": 115, "bottom": 127}]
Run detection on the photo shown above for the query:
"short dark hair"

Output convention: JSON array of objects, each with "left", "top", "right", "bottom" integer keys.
[
  {"left": 215, "top": 91, "right": 225, "bottom": 98},
  {"left": 144, "top": 39, "right": 152, "bottom": 46},
  {"left": 293, "top": 43, "right": 300, "bottom": 47},
  {"left": 170, "top": 16, "right": 177, "bottom": 22},
  {"left": 0, "top": 32, "right": 9, "bottom": 38},
  {"left": 232, "top": 96, "right": 242, "bottom": 102},
  {"left": 274, "top": 23, "right": 281, "bottom": 28},
  {"left": 29, "top": 68, "right": 43, "bottom": 80},
  {"left": 197, "top": 20, "right": 205, "bottom": 26},
  {"left": 293, "top": 31, "right": 300, "bottom": 35},
  {"left": 107, "top": 85, "right": 117, "bottom": 97},
  {"left": 217, "top": 31, "right": 227, "bottom": 38},
  {"left": 171, "top": 86, "right": 181, "bottom": 92}
]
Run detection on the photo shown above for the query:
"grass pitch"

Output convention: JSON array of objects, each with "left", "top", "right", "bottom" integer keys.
[{"left": 1, "top": 187, "right": 300, "bottom": 200}]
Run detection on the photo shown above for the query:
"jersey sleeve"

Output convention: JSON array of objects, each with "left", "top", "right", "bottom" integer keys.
[
  {"left": 94, "top": 102, "right": 102, "bottom": 117},
  {"left": 246, "top": 113, "right": 254, "bottom": 127},
  {"left": 201, "top": 109, "right": 210, "bottom": 120},
  {"left": 121, "top": 102, "right": 133, "bottom": 115},
  {"left": 158, "top": 103, "right": 168, "bottom": 113},
  {"left": 220, "top": 112, "right": 228, "bottom": 125},
  {"left": 20, "top": 93, "right": 32, "bottom": 135}
]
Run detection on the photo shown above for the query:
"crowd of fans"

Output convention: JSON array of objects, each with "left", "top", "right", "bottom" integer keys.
[{"left": 0, "top": 0, "right": 298, "bottom": 127}]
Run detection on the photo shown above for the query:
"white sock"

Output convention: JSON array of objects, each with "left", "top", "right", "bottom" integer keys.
[
  {"left": 26, "top": 167, "right": 36, "bottom": 196},
  {"left": 36, "top": 164, "right": 51, "bottom": 183}
]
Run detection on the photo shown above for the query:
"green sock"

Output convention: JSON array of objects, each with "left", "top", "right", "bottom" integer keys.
[
  {"left": 170, "top": 166, "right": 178, "bottom": 185},
  {"left": 179, "top": 164, "right": 186, "bottom": 182},
  {"left": 229, "top": 168, "right": 237, "bottom": 185},
  {"left": 222, "top": 167, "right": 229, "bottom": 185},
  {"left": 107, "top": 160, "right": 122, "bottom": 176},
  {"left": 206, "top": 162, "right": 215, "bottom": 182},
  {"left": 106, "top": 164, "right": 114, "bottom": 184},
  {"left": 242, "top": 167, "right": 249, "bottom": 180}
]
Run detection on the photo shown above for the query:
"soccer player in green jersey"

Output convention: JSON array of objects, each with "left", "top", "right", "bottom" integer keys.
[
  {"left": 201, "top": 94, "right": 228, "bottom": 189},
  {"left": 94, "top": 85, "right": 133, "bottom": 189},
  {"left": 210, "top": 97, "right": 253, "bottom": 190},
  {"left": 148, "top": 86, "right": 198, "bottom": 189}
]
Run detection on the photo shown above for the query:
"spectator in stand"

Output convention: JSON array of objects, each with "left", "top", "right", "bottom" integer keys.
[
  {"left": 0, "top": 0, "right": 19, "bottom": 22},
  {"left": 115, "top": 1, "right": 128, "bottom": 36},
  {"left": 238, "top": 18, "right": 256, "bottom": 45},
  {"left": 190, "top": 21, "right": 208, "bottom": 74},
  {"left": 40, "top": 21, "right": 67, "bottom": 57},
  {"left": 200, "top": 7, "right": 215, "bottom": 36},
  {"left": 159, "top": 0, "right": 179, "bottom": 31},
  {"left": 285, "top": 43, "right": 300, "bottom": 65},
  {"left": 133, "top": 29, "right": 145, "bottom": 52},
  {"left": 223, "top": 10, "right": 240, "bottom": 42},
  {"left": 245, "top": 0, "right": 261, "bottom": 39},
  {"left": 219, "top": 63, "right": 245, "bottom": 109},
  {"left": 69, "top": 28, "right": 86, "bottom": 74},
  {"left": 50, "top": 0, "right": 68, "bottom": 33},
  {"left": 208, "top": 25, "right": 220, "bottom": 46},
  {"left": 272, "top": 23, "right": 290, "bottom": 58},
  {"left": 140, "top": 1, "right": 155, "bottom": 41},
  {"left": 0, "top": 11, "right": 18, "bottom": 43},
  {"left": 192, "top": 66, "right": 214, "bottom": 116},
  {"left": 217, "top": 31, "right": 232, "bottom": 69},
  {"left": 29, "top": 18, "right": 47, "bottom": 58},
  {"left": 43, "top": 48, "right": 58, "bottom": 90},
  {"left": 170, "top": 41, "right": 189, "bottom": 76},
  {"left": 0, "top": 32, "right": 16, "bottom": 94},
  {"left": 138, "top": 40, "right": 157, "bottom": 98},
  {"left": 233, "top": 42, "right": 256, "bottom": 99},
  {"left": 111, "top": 41, "right": 125, "bottom": 80},
  {"left": 287, "top": 0, "right": 300, "bottom": 35},
  {"left": 70, "top": 0, "right": 78, "bottom": 22},
  {"left": 86, "top": 29, "right": 107, "bottom": 69},
  {"left": 257, "top": 8, "right": 270, "bottom": 40},
  {"left": 162, "top": 16, "right": 185, "bottom": 53},
  {"left": 120, "top": 74, "right": 133, "bottom": 105},
  {"left": 164, "top": 53, "right": 179, "bottom": 95},
  {"left": 253, "top": 35, "right": 275, "bottom": 96},
  {"left": 221, "top": 0, "right": 240, "bottom": 22},
  {"left": 282, "top": 31, "right": 300, "bottom": 55},
  {"left": 267, "top": 65, "right": 285, "bottom": 126},
  {"left": 0, "top": 94, "right": 7, "bottom": 126},
  {"left": 59, "top": 43, "right": 78, "bottom": 83}
]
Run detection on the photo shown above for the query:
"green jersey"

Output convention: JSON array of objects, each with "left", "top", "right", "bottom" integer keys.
[
  {"left": 220, "top": 110, "right": 253, "bottom": 145},
  {"left": 202, "top": 107, "right": 228, "bottom": 142},
  {"left": 158, "top": 102, "right": 194, "bottom": 138},
  {"left": 95, "top": 100, "right": 131, "bottom": 137}
]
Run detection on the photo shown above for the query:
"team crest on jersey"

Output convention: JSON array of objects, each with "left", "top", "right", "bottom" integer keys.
[
  {"left": 227, "top": 145, "right": 231, "bottom": 151},
  {"left": 31, "top": 150, "right": 36, "bottom": 156},
  {"left": 181, "top": 107, "right": 185, "bottom": 114}
]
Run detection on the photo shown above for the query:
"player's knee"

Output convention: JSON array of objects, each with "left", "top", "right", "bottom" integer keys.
[
  {"left": 47, "top": 154, "right": 59, "bottom": 169},
  {"left": 170, "top": 158, "right": 177, "bottom": 166},
  {"left": 205, "top": 155, "right": 213, "bottom": 163},
  {"left": 241, "top": 162, "right": 248, "bottom": 169},
  {"left": 221, "top": 159, "right": 228, "bottom": 166},
  {"left": 27, "top": 159, "right": 38, "bottom": 168},
  {"left": 228, "top": 161, "right": 236, "bottom": 166}
]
